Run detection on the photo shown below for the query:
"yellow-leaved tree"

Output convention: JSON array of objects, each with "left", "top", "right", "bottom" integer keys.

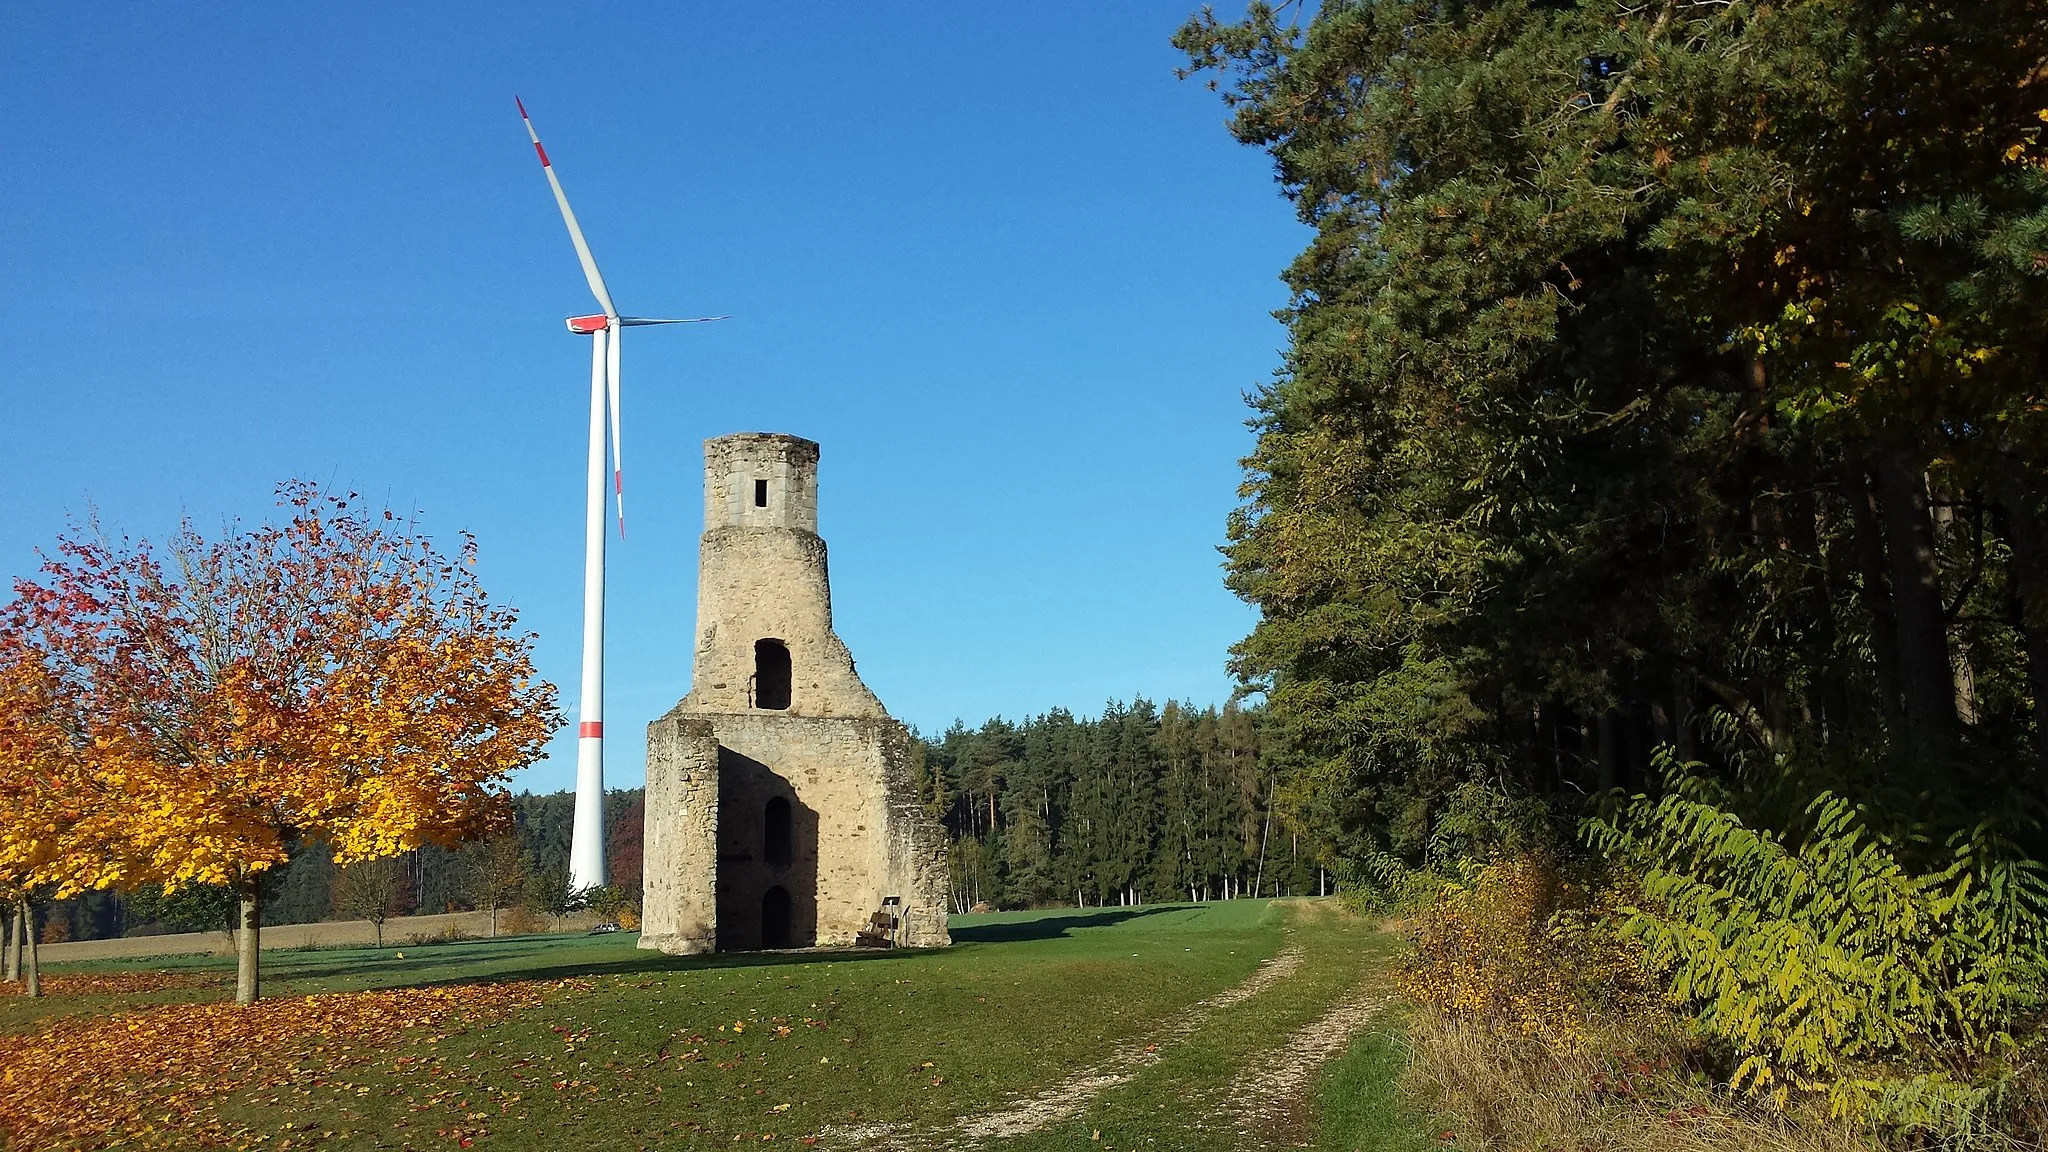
[{"left": 10, "top": 482, "right": 559, "bottom": 1003}]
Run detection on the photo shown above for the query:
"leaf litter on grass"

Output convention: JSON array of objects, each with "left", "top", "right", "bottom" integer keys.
[
  {"left": 0, "top": 978, "right": 585, "bottom": 1149},
  {"left": 0, "top": 971, "right": 224, "bottom": 998}
]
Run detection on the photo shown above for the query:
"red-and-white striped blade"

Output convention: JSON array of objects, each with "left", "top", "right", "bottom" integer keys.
[
  {"left": 517, "top": 99, "right": 618, "bottom": 320},
  {"left": 619, "top": 315, "right": 730, "bottom": 326}
]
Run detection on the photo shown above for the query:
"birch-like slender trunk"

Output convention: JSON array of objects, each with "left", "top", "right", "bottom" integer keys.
[
  {"left": 3, "top": 905, "right": 18, "bottom": 982},
  {"left": 19, "top": 899, "right": 37, "bottom": 999},
  {"left": 235, "top": 886, "right": 262, "bottom": 1005},
  {"left": 1253, "top": 780, "right": 1275, "bottom": 901}
]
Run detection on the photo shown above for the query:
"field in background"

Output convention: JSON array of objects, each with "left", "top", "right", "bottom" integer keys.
[{"left": 0, "top": 899, "right": 1433, "bottom": 1151}]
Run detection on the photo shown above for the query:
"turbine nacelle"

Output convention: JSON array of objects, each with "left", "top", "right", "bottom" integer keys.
[{"left": 564, "top": 314, "right": 731, "bottom": 334}]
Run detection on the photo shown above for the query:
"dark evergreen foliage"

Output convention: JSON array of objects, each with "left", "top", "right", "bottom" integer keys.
[
  {"left": 1175, "top": 0, "right": 2048, "bottom": 864},
  {"left": 920, "top": 700, "right": 1322, "bottom": 911}
]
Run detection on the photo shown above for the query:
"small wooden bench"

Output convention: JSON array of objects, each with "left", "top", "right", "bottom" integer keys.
[{"left": 854, "top": 896, "right": 903, "bottom": 948}]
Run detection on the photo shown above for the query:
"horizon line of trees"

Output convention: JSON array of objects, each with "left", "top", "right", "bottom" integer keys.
[
  {"left": 33, "top": 789, "right": 647, "bottom": 945},
  {"left": 41, "top": 696, "right": 1321, "bottom": 941},
  {"left": 919, "top": 698, "right": 1328, "bottom": 912}
]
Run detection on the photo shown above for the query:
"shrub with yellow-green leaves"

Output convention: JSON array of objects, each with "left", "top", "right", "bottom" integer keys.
[
  {"left": 1399, "top": 854, "right": 1651, "bottom": 1052},
  {"left": 1585, "top": 774, "right": 2048, "bottom": 1135}
]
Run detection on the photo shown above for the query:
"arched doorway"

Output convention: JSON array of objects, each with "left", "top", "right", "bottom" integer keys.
[
  {"left": 762, "top": 885, "right": 793, "bottom": 949},
  {"left": 754, "top": 639, "right": 791, "bottom": 710}
]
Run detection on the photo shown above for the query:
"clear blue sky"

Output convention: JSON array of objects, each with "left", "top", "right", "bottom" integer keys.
[{"left": 0, "top": 4, "right": 1304, "bottom": 793}]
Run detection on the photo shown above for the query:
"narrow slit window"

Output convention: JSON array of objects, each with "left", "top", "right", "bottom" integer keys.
[
  {"left": 753, "top": 479, "right": 769, "bottom": 508},
  {"left": 764, "top": 797, "right": 792, "bottom": 866}
]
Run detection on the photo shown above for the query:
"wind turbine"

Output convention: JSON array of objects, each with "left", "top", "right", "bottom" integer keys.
[{"left": 517, "top": 98, "right": 725, "bottom": 895}]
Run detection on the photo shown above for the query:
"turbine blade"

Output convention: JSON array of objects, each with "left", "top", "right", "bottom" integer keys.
[
  {"left": 619, "top": 315, "right": 731, "bottom": 326},
  {"left": 517, "top": 99, "right": 618, "bottom": 319},
  {"left": 608, "top": 324, "right": 625, "bottom": 539}
]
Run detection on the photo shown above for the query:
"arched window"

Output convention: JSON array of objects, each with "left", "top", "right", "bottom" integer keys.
[
  {"left": 754, "top": 639, "right": 791, "bottom": 710},
  {"left": 764, "top": 796, "right": 792, "bottom": 866}
]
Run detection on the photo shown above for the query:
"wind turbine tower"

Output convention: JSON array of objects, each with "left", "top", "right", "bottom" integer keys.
[{"left": 517, "top": 98, "right": 724, "bottom": 893}]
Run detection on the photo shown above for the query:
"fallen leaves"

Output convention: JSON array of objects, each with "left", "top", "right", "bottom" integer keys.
[
  {"left": 0, "top": 978, "right": 580, "bottom": 1149},
  {"left": 0, "top": 971, "right": 221, "bottom": 998}
]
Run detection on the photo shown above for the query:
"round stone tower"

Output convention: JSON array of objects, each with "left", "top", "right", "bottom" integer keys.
[
  {"left": 682, "top": 433, "right": 882, "bottom": 718},
  {"left": 641, "top": 432, "right": 950, "bottom": 955}
]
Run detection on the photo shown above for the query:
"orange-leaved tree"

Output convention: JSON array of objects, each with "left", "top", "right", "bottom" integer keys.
[
  {"left": 0, "top": 621, "right": 145, "bottom": 996},
  {"left": 10, "top": 482, "right": 559, "bottom": 1003},
  {"left": 0, "top": 636, "right": 85, "bottom": 996}
]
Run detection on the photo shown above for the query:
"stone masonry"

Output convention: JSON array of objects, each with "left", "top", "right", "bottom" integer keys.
[{"left": 640, "top": 433, "right": 950, "bottom": 954}]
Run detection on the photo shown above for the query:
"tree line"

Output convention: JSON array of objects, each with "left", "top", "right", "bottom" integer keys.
[
  {"left": 51, "top": 691, "right": 1314, "bottom": 942},
  {"left": 35, "top": 790, "right": 647, "bottom": 945},
  {"left": 918, "top": 700, "right": 1326, "bottom": 912},
  {"left": 1176, "top": 0, "right": 2048, "bottom": 1132}
]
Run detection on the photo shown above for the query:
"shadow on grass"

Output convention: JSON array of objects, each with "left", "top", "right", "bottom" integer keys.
[
  {"left": 281, "top": 908, "right": 1198, "bottom": 985},
  {"left": 948, "top": 906, "right": 1183, "bottom": 943},
  {"left": 402, "top": 941, "right": 929, "bottom": 989}
]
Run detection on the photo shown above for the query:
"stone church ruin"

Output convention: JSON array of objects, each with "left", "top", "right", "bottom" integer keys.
[{"left": 639, "top": 433, "right": 951, "bottom": 953}]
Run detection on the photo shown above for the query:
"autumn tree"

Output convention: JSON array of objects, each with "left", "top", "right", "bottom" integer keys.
[
  {"left": 0, "top": 627, "right": 124, "bottom": 998},
  {"left": 523, "top": 866, "right": 583, "bottom": 931},
  {"left": 585, "top": 885, "right": 630, "bottom": 927},
  {"left": 332, "top": 857, "right": 408, "bottom": 947},
  {"left": 455, "top": 835, "right": 527, "bottom": 937},
  {"left": 10, "top": 483, "right": 559, "bottom": 1003}
]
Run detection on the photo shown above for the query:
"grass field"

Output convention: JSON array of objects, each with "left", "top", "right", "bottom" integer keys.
[{"left": 0, "top": 899, "right": 1437, "bottom": 1150}]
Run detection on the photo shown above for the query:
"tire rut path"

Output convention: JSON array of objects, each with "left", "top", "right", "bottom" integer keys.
[{"left": 819, "top": 942, "right": 1306, "bottom": 1149}]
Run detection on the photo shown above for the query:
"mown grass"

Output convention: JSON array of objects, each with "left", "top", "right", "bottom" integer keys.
[
  {"left": 3, "top": 900, "right": 1442, "bottom": 1150},
  {"left": 1312, "top": 1015, "right": 1443, "bottom": 1152},
  {"left": 997, "top": 904, "right": 1428, "bottom": 1152}
]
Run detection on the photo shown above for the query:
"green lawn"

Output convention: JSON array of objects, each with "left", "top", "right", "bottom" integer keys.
[{"left": 4, "top": 900, "right": 1438, "bottom": 1150}]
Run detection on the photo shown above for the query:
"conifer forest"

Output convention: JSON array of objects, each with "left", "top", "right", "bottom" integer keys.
[{"left": 1170, "top": 0, "right": 2048, "bottom": 1140}]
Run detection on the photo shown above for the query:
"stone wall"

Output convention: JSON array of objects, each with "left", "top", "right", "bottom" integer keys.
[{"left": 639, "top": 717, "right": 719, "bottom": 954}]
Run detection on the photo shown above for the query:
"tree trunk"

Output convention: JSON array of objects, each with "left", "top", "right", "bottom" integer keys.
[
  {"left": 1253, "top": 780, "right": 1274, "bottom": 902},
  {"left": 1849, "top": 464, "right": 1905, "bottom": 730},
  {"left": 2001, "top": 467, "right": 2048, "bottom": 780},
  {"left": 1874, "top": 448, "right": 1959, "bottom": 762},
  {"left": 235, "top": 885, "right": 262, "bottom": 1005},
  {"left": 20, "top": 899, "right": 38, "bottom": 999},
  {"left": 1596, "top": 708, "right": 1623, "bottom": 792},
  {"left": 3, "top": 904, "right": 17, "bottom": 982}
]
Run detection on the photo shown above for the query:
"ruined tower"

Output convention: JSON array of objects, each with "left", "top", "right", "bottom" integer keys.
[{"left": 639, "top": 433, "right": 951, "bottom": 953}]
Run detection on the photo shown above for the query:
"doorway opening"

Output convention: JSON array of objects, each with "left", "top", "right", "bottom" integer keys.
[
  {"left": 762, "top": 886, "right": 792, "bottom": 949},
  {"left": 754, "top": 639, "right": 791, "bottom": 710}
]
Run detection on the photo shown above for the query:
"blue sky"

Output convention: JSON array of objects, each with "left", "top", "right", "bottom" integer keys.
[{"left": 0, "top": 4, "right": 1304, "bottom": 793}]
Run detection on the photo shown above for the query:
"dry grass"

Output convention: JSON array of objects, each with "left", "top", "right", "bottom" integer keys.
[{"left": 1401, "top": 1008, "right": 1873, "bottom": 1152}]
